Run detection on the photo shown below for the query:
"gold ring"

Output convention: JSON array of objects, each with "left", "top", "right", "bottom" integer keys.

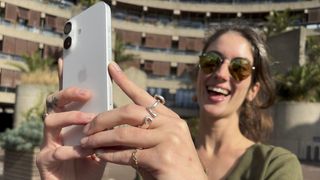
[{"left": 131, "top": 149, "right": 139, "bottom": 169}]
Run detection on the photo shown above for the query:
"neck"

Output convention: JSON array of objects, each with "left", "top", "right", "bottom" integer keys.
[{"left": 196, "top": 112, "right": 251, "bottom": 155}]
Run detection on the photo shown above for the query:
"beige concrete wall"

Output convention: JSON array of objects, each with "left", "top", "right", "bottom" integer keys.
[
  {"left": 113, "top": 19, "right": 205, "bottom": 38},
  {"left": 0, "top": 24, "right": 63, "bottom": 47},
  {"left": 271, "top": 102, "right": 320, "bottom": 160},
  {"left": 0, "top": 92, "right": 15, "bottom": 104},
  {"left": 0, "top": 0, "right": 72, "bottom": 18},
  {"left": 126, "top": 49, "right": 198, "bottom": 64}
]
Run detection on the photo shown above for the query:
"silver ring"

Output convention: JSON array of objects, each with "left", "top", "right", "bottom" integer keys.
[
  {"left": 154, "top": 94, "right": 165, "bottom": 104},
  {"left": 46, "top": 94, "right": 59, "bottom": 113},
  {"left": 146, "top": 95, "right": 165, "bottom": 118},
  {"left": 139, "top": 115, "right": 154, "bottom": 129},
  {"left": 42, "top": 113, "right": 49, "bottom": 120}
]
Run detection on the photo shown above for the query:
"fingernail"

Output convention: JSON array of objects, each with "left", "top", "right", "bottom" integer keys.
[
  {"left": 80, "top": 137, "right": 88, "bottom": 145},
  {"left": 95, "top": 149, "right": 104, "bottom": 157},
  {"left": 78, "top": 89, "right": 88, "bottom": 96},
  {"left": 111, "top": 62, "right": 121, "bottom": 72}
]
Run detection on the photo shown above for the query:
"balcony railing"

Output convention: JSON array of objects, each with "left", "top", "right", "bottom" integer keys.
[
  {"left": 0, "top": 17, "right": 63, "bottom": 38},
  {"left": 126, "top": 44, "right": 200, "bottom": 56},
  {"left": 0, "top": 52, "right": 24, "bottom": 62},
  {"left": 33, "top": 0, "right": 74, "bottom": 9},
  {"left": 162, "top": 0, "right": 303, "bottom": 3},
  {"left": 147, "top": 87, "right": 198, "bottom": 109}
]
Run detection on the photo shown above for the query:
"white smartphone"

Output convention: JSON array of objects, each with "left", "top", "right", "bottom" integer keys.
[{"left": 62, "top": 2, "right": 113, "bottom": 146}]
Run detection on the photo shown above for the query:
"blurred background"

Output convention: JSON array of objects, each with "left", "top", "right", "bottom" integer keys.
[{"left": 0, "top": 0, "right": 319, "bottom": 179}]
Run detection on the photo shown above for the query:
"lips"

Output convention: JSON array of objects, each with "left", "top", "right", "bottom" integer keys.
[
  {"left": 207, "top": 86, "right": 230, "bottom": 96},
  {"left": 205, "top": 85, "right": 231, "bottom": 102}
]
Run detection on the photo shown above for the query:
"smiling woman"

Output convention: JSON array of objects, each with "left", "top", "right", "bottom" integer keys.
[{"left": 36, "top": 24, "right": 302, "bottom": 180}]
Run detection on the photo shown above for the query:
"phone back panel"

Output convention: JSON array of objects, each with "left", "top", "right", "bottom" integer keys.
[{"left": 62, "top": 2, "right": 113, "bottom": 145}]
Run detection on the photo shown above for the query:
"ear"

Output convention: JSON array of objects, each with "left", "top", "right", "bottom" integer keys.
[{"left": 246, "top": 82, "right": 260, "bottom": 102}]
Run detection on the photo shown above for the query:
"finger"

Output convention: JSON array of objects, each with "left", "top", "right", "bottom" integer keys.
[
  {"left": 44, "top": 111, "right": 95, "bottom": 143},
  {"left": 108, "top": 62, "right": 178, "bottom": 118},
  {"left": 94, "top": 148, "right": 153, "bottom": 171},
  {"left": 83, "top": 104, "right": 161, "bottom": 135},
  {"left": 53, "top": 146, "right": 94, "bottom": 161},
  {"left": 58, "top": 58, "right": 63, "bottom": 90},
  {"left": 46, "top": 87, "right": 91, "bottom": 113},
  {"left": 81, "top": 126, "right": 160, "bottom": 149}
]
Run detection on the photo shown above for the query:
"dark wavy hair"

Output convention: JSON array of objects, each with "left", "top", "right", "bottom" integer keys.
[{"left": 202, "top": 24, "right": 276, "bottom": 142}]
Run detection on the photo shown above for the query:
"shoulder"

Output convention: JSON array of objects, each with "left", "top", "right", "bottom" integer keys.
[
  {"left": 250, "top": 143, "right": 303, "bottom": 180},
  {"left": 257, "top": 144, "right": 302, "bottom": 180},
  {"left": 227, "top": 143, "right": 303, "bottom": 180},
  {"left": 253, "top": 143, "right": 296, "bottom": 159}
]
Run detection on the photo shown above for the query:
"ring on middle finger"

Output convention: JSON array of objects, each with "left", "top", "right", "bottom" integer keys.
[{"left": 139, "top": 115, "right": 154, "bottom": 129}]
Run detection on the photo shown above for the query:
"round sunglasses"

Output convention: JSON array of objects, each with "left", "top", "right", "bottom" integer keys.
[{"left": 199, "top": 51, "right": 255, "bottom": 81}]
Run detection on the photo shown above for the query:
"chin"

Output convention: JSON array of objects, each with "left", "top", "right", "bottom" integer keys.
[{"left": 200, "top": 103, "right": 225, "bottom": 119}]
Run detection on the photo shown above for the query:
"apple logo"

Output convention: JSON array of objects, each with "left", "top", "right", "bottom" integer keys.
[{"left": 78, "top": 67, "right": 87, "bottom": 82}]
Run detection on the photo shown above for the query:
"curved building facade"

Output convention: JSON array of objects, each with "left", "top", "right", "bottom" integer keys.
[{"left": 0, "top": 0, "right": 319, "bottom": 162}]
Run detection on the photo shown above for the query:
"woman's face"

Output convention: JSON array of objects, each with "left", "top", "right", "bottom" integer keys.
[{"left": 197, "top": 31, "right": 259, "bottom": 120}]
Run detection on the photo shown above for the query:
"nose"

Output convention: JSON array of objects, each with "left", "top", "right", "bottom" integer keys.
[{"left": 212, "top": 60, "right": 230, "bottom": 81}]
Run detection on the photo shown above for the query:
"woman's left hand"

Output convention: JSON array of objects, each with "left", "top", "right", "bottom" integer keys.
[{"left": 80, "top": 62, "right": 207, "bottom": 180}]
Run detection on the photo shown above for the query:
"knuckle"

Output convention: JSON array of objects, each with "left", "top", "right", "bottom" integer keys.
[
  {"left": 43, "top": 114, "right": 54, "bottom": 127},
  {"left": 113, "top": 128, "right": 130, "bottom": 143},
  {"left": 157, "top": 148, "right": 175, "bottom": 167},
  {"left": 167, "top": 132, "right": 182, "bottom": 145},
  {"left": 122, "top": 104, "right": 137, "bottom": 115},
  {"left": 121, "top": 104, "right": 143, "bottom": 121},
  {"left": 71, "top": 111, "right": 84, "bottom": 119},
  {"left": 175, "top": 119, "right": 189, "bottom": 133}
]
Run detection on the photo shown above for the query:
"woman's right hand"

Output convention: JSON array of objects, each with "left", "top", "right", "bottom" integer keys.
[
  {"left": 36, "top": 87, "right": 106, "bottom": 180},
  {"left": 36, "top": 59, "right": 106, "bottom": 180}
]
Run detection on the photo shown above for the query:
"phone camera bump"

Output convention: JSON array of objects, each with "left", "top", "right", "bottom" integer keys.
[
  {"left": 64, "top": 22, "right": 72, "bottom": 35},
  {"left": 64, "top": 36, "right": 72, "bottom": 49}
]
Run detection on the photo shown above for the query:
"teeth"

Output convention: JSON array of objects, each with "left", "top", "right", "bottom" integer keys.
[{"left": 207, "top": 87, "right": 229, "bottom": 95}]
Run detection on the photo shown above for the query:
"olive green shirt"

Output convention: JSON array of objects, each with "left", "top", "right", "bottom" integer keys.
[{"left": 227, "top": 143, "right": 303, "bottom": 180}]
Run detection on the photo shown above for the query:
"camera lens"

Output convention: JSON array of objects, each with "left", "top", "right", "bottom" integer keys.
[
  {"left": 64, "top": 36, "right": 72, "bottom": 49},
  {"left": 64, "top": 22, "right": 72, "bottom": 35}
]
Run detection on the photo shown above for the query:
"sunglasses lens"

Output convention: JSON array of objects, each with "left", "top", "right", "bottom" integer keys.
[
  {"left": 229, "top": 58, "right": 252, "bottom": 81},
  {"left": 199, "top": 53, "right": 221, "bottom": 74}
]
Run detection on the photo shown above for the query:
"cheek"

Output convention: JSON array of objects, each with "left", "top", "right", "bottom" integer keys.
[
  {"left": 196, "top": 72, "right": 207, "bottom": 100},
  {"left": 233, "top": 80, "right": 252, "bottom": 100}
]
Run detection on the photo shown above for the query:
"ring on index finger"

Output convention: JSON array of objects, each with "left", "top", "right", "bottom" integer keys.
[{"left": 146, "top": 95, "right": 165, "bottom": 118}]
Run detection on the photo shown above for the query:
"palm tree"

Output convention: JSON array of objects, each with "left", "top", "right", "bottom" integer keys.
[
  {"left": 113, "top": 36, "right": 137, "bottom": 63},
  {"left": 306, "top": 36, "right": 320, "bottom": 64},
  {"left": 265, "top": 9, "right": 299, "bottom": 37},
  {"left": 79, "top": 0, "right": 100, "bottom": 7},
  {"left": 275, "top": 63, "right": 320, "bottom": 102},
  {"left": 8, "top": 51, "right": 55, "bottom": 73}
]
